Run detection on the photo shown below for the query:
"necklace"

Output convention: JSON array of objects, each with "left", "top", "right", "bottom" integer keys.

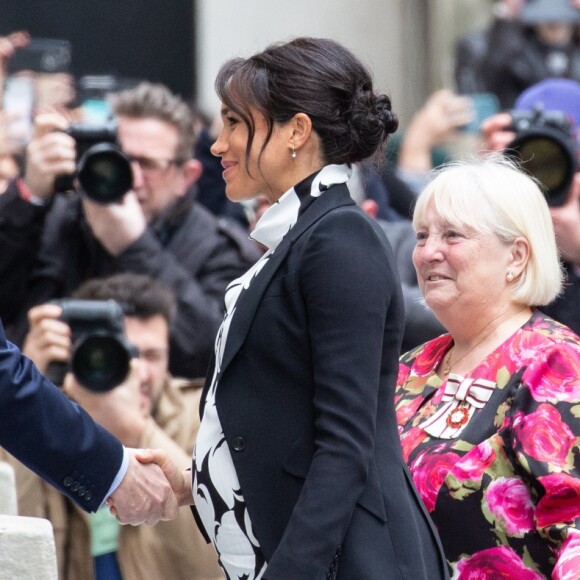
[
  {"left": 440, "top": 307, "right": 531, "bottom": 377},
  {"left": 441, "top": 332, "right": 494, "bottom": 376}
]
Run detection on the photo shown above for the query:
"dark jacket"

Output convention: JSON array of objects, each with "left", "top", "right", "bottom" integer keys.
[
  {"left": 542, "top": 261, "right": 580, "bottom": 336},
  {"left": 0, "top": 320, "right": 123, "bottom": 512},
  {"left": 0, "top": 181, "right": 261, "bottom": 378},
  {"left": 195, "top": 184, "right": 448, "bottom": 579},
  {"left": 479, "top": 20, "right": 580, "bottom": 109}
]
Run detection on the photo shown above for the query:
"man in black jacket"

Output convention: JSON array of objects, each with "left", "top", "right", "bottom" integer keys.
[{"left": 0, "top": 82, "right": 261, "bottom": 378}]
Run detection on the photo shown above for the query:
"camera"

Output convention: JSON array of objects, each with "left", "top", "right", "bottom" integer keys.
[
  {"left": 46, "top": 299, "right": 137, "bottom": 393},
  {"left": 54, "top": 120, "right": 133, "bottom": 204},
  {"left": 505, "top": 107, "right": 578, "bottom": 207}
]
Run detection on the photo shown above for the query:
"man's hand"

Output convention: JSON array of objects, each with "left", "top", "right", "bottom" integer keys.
[
  {"left": 0, "top": 31, "right": 29, "bottom": 76},
  {"left": 107, "top": 449, "right": 178, "bottom": 525},
  {"left": 63, "top": 359, "right": 149, "bottom": 448},
  {"left": 82, "top": 191, "right": 147, "bottom": 256},
  {"left": 22, "top": 303, "right": 70, "bottom": 374},
  {"left": 399, "top": 89, "right": 474, "bottom": 174},
  {"left": 135, "top": 448, "right": 194, "bottom": 507},
  {"left": 24, "top": 111, "right": 76, "bottom": 200},
  {"left": 479, "top": 112, "right": 515, "bottom": 153}
]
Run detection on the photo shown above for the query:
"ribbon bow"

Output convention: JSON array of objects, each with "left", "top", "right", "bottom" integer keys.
[{"left": 419, "top": 375, "right": 496, "bottom": 439}]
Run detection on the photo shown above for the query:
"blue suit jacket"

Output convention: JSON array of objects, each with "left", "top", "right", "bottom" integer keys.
[
  {"left": 195, "top": 184, "right": 448, "bottom": 579},
  {"left": 0, "top": 322, "right": 123, "bottom": 511}
]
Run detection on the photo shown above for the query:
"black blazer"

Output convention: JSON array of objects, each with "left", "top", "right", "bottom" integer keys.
[{"left": 196, "top": 184, "right": 448, "bottom": 579}]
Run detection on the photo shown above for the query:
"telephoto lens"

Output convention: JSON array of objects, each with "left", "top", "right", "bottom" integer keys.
[
  {"left": 506, "top": 108, "right": 577, "bottom": 207},
  {"left": 76, "top": 142, "right": 133, "bottom": 204},
  {"left": 46, "top": 299, "right": 137, "bottom": 392},
  {"left": 54, "top": 121, "right": 133, "bottom": 203}
]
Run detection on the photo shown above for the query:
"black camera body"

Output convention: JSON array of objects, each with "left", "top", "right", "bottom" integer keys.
[
  {"left": 54, "top": 121, "right": 133, "bottom": 204},
  {"left": 46, "top": 299, "right": 136, "bottom": 393},
  {"left": 506, "top": 107, "right": 578, "bottom": 207}
]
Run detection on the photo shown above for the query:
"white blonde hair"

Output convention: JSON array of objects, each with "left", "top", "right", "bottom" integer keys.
[{"left": 412, "top": 154, "right": 563, "bottom": 306}]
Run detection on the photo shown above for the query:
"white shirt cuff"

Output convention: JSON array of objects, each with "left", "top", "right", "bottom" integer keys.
[{"left": 100, "top": 446, "right": 130, "bottom": 508}]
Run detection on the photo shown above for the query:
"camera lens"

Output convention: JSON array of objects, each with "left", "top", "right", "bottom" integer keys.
[
  {"left": 77, "top": 143, "right": 133, "bottom": 204},
  {"left": 510, "top": 134, "right": 575, "bottom": 207},
  {"left": 71, "top": 332, "right": 132, "bottom": 392},
  {"left": 506, "top": 111, "right": 577, "bottom": 207}
]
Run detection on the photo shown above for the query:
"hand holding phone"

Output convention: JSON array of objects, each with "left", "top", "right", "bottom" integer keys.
[{"left": 461, "top": 93, "right": 501, "bottom": 134}]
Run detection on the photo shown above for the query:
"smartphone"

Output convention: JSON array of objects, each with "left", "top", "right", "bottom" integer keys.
[
  {"left": 462, "top": 93, "right": 500, "bottom": 133},
  {"left": 2, "top": 75, "right": 36, "bottom": 148},
  {"left": 7, "top": 38, "right": 72, "bottom": 74}
]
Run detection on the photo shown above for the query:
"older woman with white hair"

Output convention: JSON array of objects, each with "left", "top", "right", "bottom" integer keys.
[{"left": 395, "top": 155, "right": 580, "bottom": 579}]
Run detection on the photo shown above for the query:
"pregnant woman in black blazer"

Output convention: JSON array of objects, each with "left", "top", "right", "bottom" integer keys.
[{"left": 145, "top": 37, "right": 448, "bottom": 580}]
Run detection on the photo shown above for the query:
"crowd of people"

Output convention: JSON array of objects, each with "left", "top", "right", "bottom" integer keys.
[{"left": 0, "top": 4, "right": 579, "bottom": 578}]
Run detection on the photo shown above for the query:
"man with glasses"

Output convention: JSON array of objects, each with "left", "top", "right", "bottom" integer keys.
[
  {"left": 0, "top": 82, "right": 261, "bottom": 379},
  {"left": 3, "top": 272, "right": 223, "bottom": 580}
]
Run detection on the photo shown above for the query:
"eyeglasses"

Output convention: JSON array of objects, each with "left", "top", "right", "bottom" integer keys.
[{"left": 125, "top": 154, "right": 185, "bottom": 175}]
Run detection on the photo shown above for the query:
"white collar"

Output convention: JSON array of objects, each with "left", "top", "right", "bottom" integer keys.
[{"left": 250, "top": 164, "right": 351, "bottom": 251}]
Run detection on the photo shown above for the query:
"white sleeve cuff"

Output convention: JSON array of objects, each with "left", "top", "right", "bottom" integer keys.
[{"left": 100, "top": 446, "right": 130, "bottom": 508}]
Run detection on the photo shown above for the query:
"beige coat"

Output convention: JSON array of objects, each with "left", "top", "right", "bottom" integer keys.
[{"left": 1, "top": 377, "right": 222, "bottom": 580}]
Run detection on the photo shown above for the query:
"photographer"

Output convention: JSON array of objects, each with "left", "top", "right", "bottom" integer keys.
[
  {"left": 9, "top": 272, "right": 222, "bottom": 580},
  {"left": 0, "top": 81, "right": 261, "bottom": 379},
  {"left": 481, "top": 77, "right": 580, "bottom": 334}
]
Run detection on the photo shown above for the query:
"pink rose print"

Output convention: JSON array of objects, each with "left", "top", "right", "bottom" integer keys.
[
  {"left": 410, "top": 449, "right": 458, "bottom": 512},
  {"left": 536, "top": 473, "right": 580, "bottom": 528},
  {"left": 397, "top": 363, "right": 411, "bottom": 387},
  {"left": 452, "top": 441, "right": 496, "bottom": 483},
  {"left": 524, "top": 346, "right": 580, "bottom": 403},
  {"left": 412, "top": 339, "right": 449, "bottom": 377},
  {"left": 396, "top": 396, "right": 425, "bottom": 427},
  {"left": 399, "top": 426, "right": 427, "bottom": 463},
  {"left": 484, "top": 477, "right": 534, "bottom": 536},
  {"left": 553, "top": 531, "right": 580, "bottom": 580},
  {"left": 456, "top": 546, "right": 544, "bottom": 579},
  {"left": 513, "top": 404, "right": 575, "bottom": 468}
]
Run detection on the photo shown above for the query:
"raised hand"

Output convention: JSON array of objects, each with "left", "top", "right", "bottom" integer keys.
[
  {"left": 23, "top": 111, "right": 76, "bottom": 200},
  {"left": 479, "top": 112, "right": 515, "bottom": 153},
  {"left": 63, "top": 359, "right": 149, "bottom": 448},
  {"left": 82, "top": 191, "right": 147, "bottom": 256},
  {"left": 107, "top": 448, "right": 178, "bottom": 526}
]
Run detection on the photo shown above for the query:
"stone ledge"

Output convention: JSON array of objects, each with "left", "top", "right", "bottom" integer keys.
[{"left": 0, "top": 515, "right": 58, "bottom": 580}]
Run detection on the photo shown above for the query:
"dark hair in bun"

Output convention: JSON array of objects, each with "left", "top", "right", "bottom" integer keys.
[{"left": 215, "top": 37, "right": 398, "bottom": 166}]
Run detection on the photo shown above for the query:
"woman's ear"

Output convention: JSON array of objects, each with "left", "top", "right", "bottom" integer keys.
[
  {"left": 289, "top": 112, "right": 313, "bottom": 151},
  {"left": 510, "top": 237, "right": 530, "bottom": 276}
]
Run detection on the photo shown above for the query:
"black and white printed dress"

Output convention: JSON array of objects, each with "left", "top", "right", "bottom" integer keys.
[{"left": 192, "top": 164, "right": 351, "bottom": 580}]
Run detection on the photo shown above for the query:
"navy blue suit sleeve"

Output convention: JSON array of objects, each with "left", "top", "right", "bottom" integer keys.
[
  {"left": 0, "top": 321, "right": 124, "bottom": 512},
  {"left": 265, "top": 208, "right": 399, "bottom": 577}
]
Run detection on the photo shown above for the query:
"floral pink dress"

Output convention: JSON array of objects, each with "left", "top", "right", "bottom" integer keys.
[{"left": 396, "top": 311, "right": 580, "bottom": 579}]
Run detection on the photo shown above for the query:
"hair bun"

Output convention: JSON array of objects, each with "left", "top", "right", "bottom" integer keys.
[
  {"left": 376, "top": 95, "right": 399, "bottom": 135},
  {"left": 346, "top": 88, "right": 398, "bottom": 162}
]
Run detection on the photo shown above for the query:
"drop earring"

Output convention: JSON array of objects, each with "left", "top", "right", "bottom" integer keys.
[
  {"left": 291, "top": 145, "right": 296, "bottom": 159},
  {"left": 506, "top": 271, "right": 514, "bottom": 282}
]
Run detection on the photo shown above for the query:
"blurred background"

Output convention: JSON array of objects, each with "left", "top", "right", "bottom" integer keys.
[{"left": 1, "top": 0, "right": 491, "bottom": 125}]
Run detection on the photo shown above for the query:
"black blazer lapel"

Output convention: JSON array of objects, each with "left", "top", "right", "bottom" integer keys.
[{"left": 218, "top": 183, "right": 355, "bottom": 378}]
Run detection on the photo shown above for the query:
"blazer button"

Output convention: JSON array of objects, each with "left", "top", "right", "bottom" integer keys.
[
  {"left": 232, "top": 436, "right": 246, "bottom": 451},
  {"left": 63, "top": 476, "right": 74, "bottom": 487},
  {"left": 71, "top": 481, "right": 80, "bottom": 492}
]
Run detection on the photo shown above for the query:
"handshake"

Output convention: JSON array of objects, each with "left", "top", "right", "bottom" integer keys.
[{"left": 106, "top": 448, "right": 193, "bottom": 526}]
